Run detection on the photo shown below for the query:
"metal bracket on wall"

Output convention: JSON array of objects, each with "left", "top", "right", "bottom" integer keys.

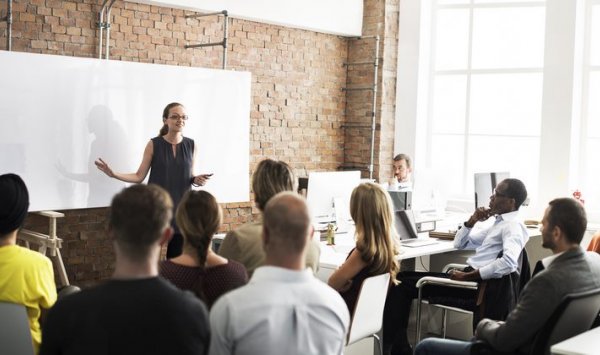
[
  {"left": 339, "top": 35, "right": 380, "bottom": 179},
  {"left": 0, "top": 0, "right": 12, "bottom": 51},
  {"left": 184, "top": 10, "right": 229, "bottom": 70}
]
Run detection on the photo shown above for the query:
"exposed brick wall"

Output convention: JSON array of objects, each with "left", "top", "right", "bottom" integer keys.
[
  {"left": 343, "top": 0, "right": 399, "bottom": 182},
  {"left": 2, "top": 0, "right": 398, "bottom": 287}
]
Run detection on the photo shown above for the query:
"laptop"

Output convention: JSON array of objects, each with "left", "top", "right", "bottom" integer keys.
[{"left": 395, "top": 210, "right": 439, "bottom": 248}]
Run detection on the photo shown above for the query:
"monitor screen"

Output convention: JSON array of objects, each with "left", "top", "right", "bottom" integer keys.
[
  {"left": 388, "top": 190, "right": 412, "bottom": 211},
  {"left": 306, "top": 171, "right": 361, "bottom": 222},
  {"left": 474, "top": 172, "right": 510, "bottom": 209}
]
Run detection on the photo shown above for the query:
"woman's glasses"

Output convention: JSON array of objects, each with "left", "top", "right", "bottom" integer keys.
[{"left": 168, "top": 114, "right": 189, "bottom": 121}]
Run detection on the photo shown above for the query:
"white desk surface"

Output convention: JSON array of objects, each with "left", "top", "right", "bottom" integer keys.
[
  {"left": 318, "top": 230, "right": 456, "bottom": 270},
  {"left": 550, "top": 327, "right": 600, "bottom": 355}
]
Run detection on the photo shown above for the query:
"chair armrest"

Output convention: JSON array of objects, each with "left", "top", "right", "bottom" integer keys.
[
  {"left": 416, "top": 276, "right": 478, "bottom": 290},
  {"left": 443, "top": 263, "right": 470, "bottom": 273}
]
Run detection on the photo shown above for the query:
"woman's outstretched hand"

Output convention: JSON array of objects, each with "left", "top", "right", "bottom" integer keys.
[{"left": 95, "top": 158, "right": 114, "bottom": 178}]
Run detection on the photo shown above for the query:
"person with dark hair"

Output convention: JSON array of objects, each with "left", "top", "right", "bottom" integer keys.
[
  {"left": 393, "top": 153, "right": 412, "bottom": 184},
  {"left": 415, "top": 197, "right": 600, "bottom": 355},
  {"left": 95, "top": 102, "right": 212, "bottom": 258},
  {"left": 40, "top": 185, "right": 210, "bottom": 355},
  {"left": 218, "top": 159, "right": 320, "bottom": 275},
  {"left": 160, "top": 190, "right": 248, "bottom": 308},
  {"left": 384, "top": 178, "right": 530, "bottom": 355},
  {"left": 209, "top": 192, "right": 350, "bottom": 355},
  {"left": 0, "top": 173, "right": 57, "bottom": 354}
]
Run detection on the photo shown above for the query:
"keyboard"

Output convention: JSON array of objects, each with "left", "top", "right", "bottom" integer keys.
[{"left": 400, "top": 238, "right": 439, "bottom": 248}]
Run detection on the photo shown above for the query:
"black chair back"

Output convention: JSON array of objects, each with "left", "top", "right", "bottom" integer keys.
[{"left": 531, "top": 287, "right": 600, "bottom": 355}]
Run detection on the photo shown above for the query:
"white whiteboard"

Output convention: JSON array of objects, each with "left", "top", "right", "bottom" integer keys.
[{"left": 0, "top": 51, "right": 251, "bottom": 211}]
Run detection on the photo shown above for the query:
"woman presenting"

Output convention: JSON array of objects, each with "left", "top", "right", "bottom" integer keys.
[{"left": 95, "top": 102, "right": 212, "bottom": 258}]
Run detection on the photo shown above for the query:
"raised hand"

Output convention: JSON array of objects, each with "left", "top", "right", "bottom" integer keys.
[{"left": 94, "top": 158, "right": 114, "bottom": 178}]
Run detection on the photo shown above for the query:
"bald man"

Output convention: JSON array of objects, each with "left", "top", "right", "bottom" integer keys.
[{"left": 209, "top": 192, "right": 350, "bottom": 355}]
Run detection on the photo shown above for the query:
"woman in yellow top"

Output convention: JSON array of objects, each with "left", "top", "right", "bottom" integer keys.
[{"left": 0, "top": 174, "right": 57, "bottom": 354}]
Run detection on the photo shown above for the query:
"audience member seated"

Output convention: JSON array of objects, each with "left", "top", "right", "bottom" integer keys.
[
  {"left": 209, "top": 192, "right": 350, "bottom": 355},
  {"left": 415, "top": 197, "right": 600, "bottom": 355},
  {"left": 160, "top": 190, "right": 248, "bottom": 308},
  {"left": 218, "top": 159, "right": 320, "bottom": 275},
  {"left": 384, "top": 178, "right": 529, "bottom": 355},
  {"left": 327, "top": 182, "right": 400, "bottom": 313},
  {"left": 40, "top": 185, "right": 210, "bottom": 355},
  {"left": 0, "top": 173, "right": 57, "bottom": 354},
  {"left": 392, "top": 153, "right": 412, "bottom": 187}
]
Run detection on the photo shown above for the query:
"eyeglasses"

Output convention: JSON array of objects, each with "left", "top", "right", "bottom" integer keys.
[
  {"left": 168, "top": 114, "right": 189, "bottom": 121},
  {"left": 493, "top": 189, "right": 510, "bottom": 198}
]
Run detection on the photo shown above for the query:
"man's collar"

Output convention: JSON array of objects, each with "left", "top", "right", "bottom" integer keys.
[
  {"left": 251, "top": 265, "right": 313, "bottom": 283},
  {"left": 497, "top": 210, "right": 520, "bottom": 221},
  {"left": 541, "top": 251, "right": 565, "bottom": 269}
]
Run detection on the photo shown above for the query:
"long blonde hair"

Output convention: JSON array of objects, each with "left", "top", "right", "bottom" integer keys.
[{"left": 350, "top": 182, "right": 400, "bottom": 281}]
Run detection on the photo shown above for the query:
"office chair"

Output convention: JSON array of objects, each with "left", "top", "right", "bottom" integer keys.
[
  {"left": 0, "top": 302, "right": 35, "bottom": 355},
  {"left": 415, "top": 250, "right": 530, "bottom": 343},
  {"left": 471, "top": 287, "right": 600, "bottom": 355},
  {"left": 346, "top": 273, "right": 391, "bottom": 355}
]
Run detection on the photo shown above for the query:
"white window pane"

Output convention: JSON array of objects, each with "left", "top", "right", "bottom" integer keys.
[
  {"left": 472, "top": 7, "right": 545, "bottom": 69},
  {"left": 467, "top": 136, "right": 540, "bottom": 203},
  {"left": 588, "top": 72, "right": 600, "bottom": 138},
  {"left": 432, "top": 75, "right": 467, "bottom": 134},
  {"left": 435, "top": 9, "right": 470, "bottom": 71},
  {"left": 582, "top": 138, "right": 600, "bottom": 212},
  {"left": 430, "top": 134, "right": 465, "bottom": 195},
  {"left": 591, "top": 5, "right": 600, "bottom": 66},
  {"left": 469, "top": 73, "right": 543, "bottom": 136}
]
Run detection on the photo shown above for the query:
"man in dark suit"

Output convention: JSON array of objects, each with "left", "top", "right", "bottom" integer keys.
[{"left": 414, "top": 197, "right": 600, "bottom": 355}]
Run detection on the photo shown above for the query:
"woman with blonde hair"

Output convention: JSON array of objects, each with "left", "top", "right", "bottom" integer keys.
[
  {"left": 160, "top": 190, "right": 248, "bottom": 308},
  {"left": 328, "top": 182, "right": 400, "bottom": 312}
]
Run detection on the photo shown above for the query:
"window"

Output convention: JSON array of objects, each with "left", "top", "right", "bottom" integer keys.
[{"left": 396, "top": 0, "right": 600, "bottom": 221}]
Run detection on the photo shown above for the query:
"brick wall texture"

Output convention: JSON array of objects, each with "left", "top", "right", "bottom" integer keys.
[{"left": 0, "top": 0, "right": 399, "bottom": 287}]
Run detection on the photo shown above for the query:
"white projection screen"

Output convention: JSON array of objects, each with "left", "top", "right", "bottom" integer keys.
[{"left": 0, "top": 51, "right": 251, "bottom": 211}]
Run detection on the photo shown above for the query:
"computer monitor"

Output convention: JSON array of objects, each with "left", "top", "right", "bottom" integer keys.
[
  {"left": 474, "top": 172, "right": 510, "bottom": 209},
  {"left": 306, "top": 171, "right": 361, "bottom": 222},
  {"left": 388, "top": 190, "right": 412, "bottom": 211}
]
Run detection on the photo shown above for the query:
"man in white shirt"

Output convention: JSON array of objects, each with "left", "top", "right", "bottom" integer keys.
[
  {"left": 209, "top": 192, "right": 350, "bottom": 355},
  {"left": 392, "top": 154, "right": 412, "bottom": 188},
  {"left": 384, "top": 178, "right": 529, "bottom": 355},
  {"left": 415, "top": 197, "right": 600, "bottom": 355}
]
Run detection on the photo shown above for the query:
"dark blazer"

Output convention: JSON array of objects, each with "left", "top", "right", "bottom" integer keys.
[{"left": 475, "top": 246, "right": 600, "bottom": 354}]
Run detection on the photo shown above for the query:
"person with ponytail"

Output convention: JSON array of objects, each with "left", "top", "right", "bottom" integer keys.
[
  {"left": 327, "top": 182, "right": 400, "bottom": 313},
  {"left": 95, "top": 102, "right": 212, "bottom": 258},
  {"left": 159, "top": 190, "right": 248, "bottom": 308}
]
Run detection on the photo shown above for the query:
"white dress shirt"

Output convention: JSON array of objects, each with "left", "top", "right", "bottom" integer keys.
[
  {"left": 454, "top": 210, "right": 529, "bottom": 280},
  {"left": 209, "top": 266, "right": 350, "bottom": 355}
]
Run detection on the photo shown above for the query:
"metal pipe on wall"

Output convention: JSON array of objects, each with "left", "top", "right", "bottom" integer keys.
[
  {"left": 105, "top": 0, "right": 117, "bottom": 59},
  {"left": 369, "top": 36, "right": 380, "bottom": 180},
  {"left": 1, "top": 0, "right": 12, "bottom": 51},
  {"left": 98, "top": 0, "right": 109, "bottom": 59},
  {"left": 97, "top": 0, "right": 117, "bottom": 60},
  {"left": 184, "top": 10, "right": 229, "bottom": 70}
]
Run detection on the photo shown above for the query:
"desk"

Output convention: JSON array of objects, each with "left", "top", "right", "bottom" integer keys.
[
  {"left": 317, "top": 230, "right": 456, "bottom": 281},
  {"left": 550, "top": 327, "right": 600, "bottom": 355}
]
